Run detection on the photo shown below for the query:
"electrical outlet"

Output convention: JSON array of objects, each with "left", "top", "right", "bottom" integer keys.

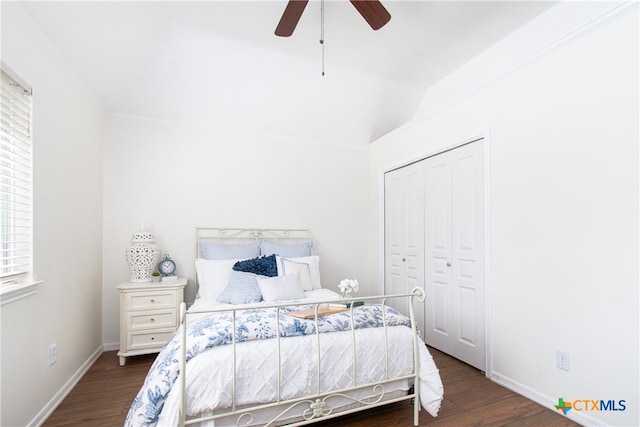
[
  {"left": 48, "top": 343, "right": 57, "bottom": 366},
  {"left": 556, "top": 350, "right": 569, "bottom": 371}
]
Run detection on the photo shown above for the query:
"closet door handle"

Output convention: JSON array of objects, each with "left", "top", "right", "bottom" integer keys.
[
  {"left": 402, "top": 258, "right": 406, "bottom": 262},
  {"left": 446, "top": 262, "right": 451, "bottom": 267}
]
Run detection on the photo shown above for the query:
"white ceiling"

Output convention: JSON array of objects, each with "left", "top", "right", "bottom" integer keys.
[{"left": 20, "top": 1, "right": 557, "bottom": 146}]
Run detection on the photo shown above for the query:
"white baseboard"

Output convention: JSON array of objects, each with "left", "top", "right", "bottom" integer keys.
[
  {"left": 490, "top": 371, "right": 603, "bottom": 427},
  {"left": 30, "top": 345, "right": 103, "bottom": 427},
  {"left": 102, "top": 342, "right": 120, "bottom": 352}
]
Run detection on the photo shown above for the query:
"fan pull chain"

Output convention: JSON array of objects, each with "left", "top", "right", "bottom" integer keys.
[{"left": 320, "top": 0, "right": 325, "bottom": 76}]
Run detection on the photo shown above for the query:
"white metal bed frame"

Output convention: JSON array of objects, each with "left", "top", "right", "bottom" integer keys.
[
  {"left": 177, "top": 227, "right": 426, "bottom": 426},
  {"left": 177, "top": 290, "right": 425, "bottom": 426}
]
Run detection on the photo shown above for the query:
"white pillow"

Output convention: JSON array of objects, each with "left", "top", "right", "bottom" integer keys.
[
  {"left": 257, "top": 273, "right": 305, "bottom": 302},
  {"left": 277, "top": 255, "right": 322, "bottom": 290},
  {"left": 195, "top": 258, "right": 240, "bottom": 299},
  {"left": 280, "top": 258, "right": 313, "bottom": 291}
]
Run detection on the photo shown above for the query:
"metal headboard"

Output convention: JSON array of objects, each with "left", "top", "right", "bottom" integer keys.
[{"left": 194, "top": 227, "right": 311, "bottom": 295}]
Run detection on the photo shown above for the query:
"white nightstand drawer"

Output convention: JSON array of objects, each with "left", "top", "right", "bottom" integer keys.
[
  {"left": 128, "top": 330, "right": 175, "bottom": 350},
  {"left": 126, "top": 290, "right": 176, "bottom": 310},
  {"left": 129, "top": 310, "right": 177, "bottom": 331}
]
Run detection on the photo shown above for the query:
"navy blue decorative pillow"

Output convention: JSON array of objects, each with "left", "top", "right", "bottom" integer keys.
[{"left": 233, "top": 255, "right": 278, "bottom": 277}]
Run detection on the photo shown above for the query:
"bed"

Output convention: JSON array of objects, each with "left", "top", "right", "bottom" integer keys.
[{"left": 125, "top": 228, "right": 443, "bottom": 427}]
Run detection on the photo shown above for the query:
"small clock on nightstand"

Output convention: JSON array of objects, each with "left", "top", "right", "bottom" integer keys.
[{"left": 158, "top": 254, "right": 176, "bottom": 277}]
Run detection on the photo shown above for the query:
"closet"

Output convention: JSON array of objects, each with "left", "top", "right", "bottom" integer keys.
[{"left": 384, "top": 139, "right": 486, "bottom": 370}]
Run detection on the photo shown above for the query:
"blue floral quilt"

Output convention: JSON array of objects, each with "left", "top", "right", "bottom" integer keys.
[{"left": 124, "top": 304, "right": 412, "bottom": 427}]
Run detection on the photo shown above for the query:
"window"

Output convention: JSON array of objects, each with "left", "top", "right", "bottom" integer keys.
[{"left": 0, "top": 68, "right": 33, "bottom": 287}]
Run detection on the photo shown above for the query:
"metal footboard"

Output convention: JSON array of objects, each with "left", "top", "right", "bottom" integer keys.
[{"left": 178, "top": 287, "right": 426, "bottom": 426}]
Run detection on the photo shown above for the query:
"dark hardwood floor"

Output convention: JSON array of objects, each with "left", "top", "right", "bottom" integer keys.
[{"left": 43, "top": 347, "right": 578, "bottom": 427}]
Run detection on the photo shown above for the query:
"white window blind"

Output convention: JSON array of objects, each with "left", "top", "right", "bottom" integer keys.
[{"left": 0, "top": 69, "right": 32, "bottom": 282}]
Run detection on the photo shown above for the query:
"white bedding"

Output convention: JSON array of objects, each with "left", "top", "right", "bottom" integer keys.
[
  {"left": 150, "top": 290, "right": 443, "bottom": 426},
  {"left": 158, "top": 327, "right": 442, "bottom": 426}
]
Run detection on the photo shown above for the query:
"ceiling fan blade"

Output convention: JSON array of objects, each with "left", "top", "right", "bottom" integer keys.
[
  {"left": 275, "top": 0, "right": 309, "bottom": 37},
  {"left": 349, "top": 0, "right": 391, "bottom": 31}
]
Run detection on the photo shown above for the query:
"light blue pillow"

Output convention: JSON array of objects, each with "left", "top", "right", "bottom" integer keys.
[
  {"left": 260, "top": 240, "right": 313, "bottom": 257},
  {"left": 216, "top": 271, "right": 262, "bottom": 305},
  {"left": 200, "top": 241, "right": 261, "bottom": 260}
]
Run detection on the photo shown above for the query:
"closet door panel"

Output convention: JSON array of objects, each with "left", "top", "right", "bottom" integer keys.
[
  {"left": 405, "top": 165, "right": 425, "bottom": 332},
  {"left": 384, "top": 162, "right": 424, "bottom": 329},
  {"left": 424, "top": 139, "right": 485, "bottom": 370},
  {"left": 450, "top": 141, "right": 485, "bottom": 369},
  {"left": 425, "top": 156, "right": 453, "bottom": 352},
  {"left": 386, "top": 173, "right": 403, "bottom": 290},
  {"left": 405, "top": 168, "right": 423, "bottom": 294}
]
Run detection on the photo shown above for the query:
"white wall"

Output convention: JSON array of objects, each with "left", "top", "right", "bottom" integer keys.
[
  {"left": 369, "top": 4, "right": 638, "bottom": 427},
  {"left": 102, "top": 117, "right": 370, "bottom": 345},
  {"left": 0, "top": 3, "right": 104, "bottom": 426}
]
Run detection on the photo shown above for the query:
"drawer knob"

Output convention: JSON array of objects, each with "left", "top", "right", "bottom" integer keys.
[
  {"left": 150, "top": 318, "right": 155, "bottom": 322},
  {"left": 150, "top": 299, "right": 155, "bottom": 303},
  {"left": 151, "top": 337, "right": 155, "bottom": 340}
]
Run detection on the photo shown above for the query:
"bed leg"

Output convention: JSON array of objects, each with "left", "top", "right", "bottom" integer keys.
[{"left": 413, "top": 385, "right": 419, "bottom": 425}]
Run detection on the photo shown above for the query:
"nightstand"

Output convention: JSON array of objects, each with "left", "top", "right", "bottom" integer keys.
[{"left": 116, "top": 278, "right": 187, "bottom": 366}]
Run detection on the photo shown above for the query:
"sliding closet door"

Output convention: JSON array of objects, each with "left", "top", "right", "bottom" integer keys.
[
  {"left": 384, "top": 161, "right": 425, "bottom": 332},
  {"left": 424, "top": 139, "right": 485, "bottom": 370}
]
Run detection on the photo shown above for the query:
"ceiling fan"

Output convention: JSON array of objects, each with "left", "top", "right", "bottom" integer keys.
[{"left": 275, "top": 0, "right": 391, "bottom": 37}]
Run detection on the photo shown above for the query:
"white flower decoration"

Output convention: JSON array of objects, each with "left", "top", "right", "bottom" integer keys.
[{"left": 338, "top": 279, "right": 359, "bottom": 297}]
